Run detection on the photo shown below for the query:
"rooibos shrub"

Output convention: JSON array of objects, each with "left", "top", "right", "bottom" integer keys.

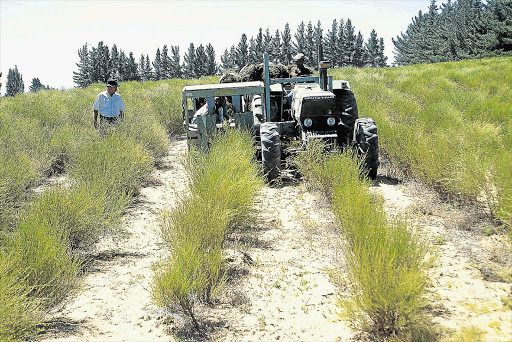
[{"left": 295, "top": 140, "right": 431, "bottom": 337}]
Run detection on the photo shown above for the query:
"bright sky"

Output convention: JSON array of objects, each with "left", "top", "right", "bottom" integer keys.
[{"left": 0, "top": 0, "right": 431, "bottom": 91}]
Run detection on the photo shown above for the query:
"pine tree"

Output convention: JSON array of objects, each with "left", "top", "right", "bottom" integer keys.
[
  {"left": 183, "top": 43, "right": 196, "bottom": 78},
  {"left": 248, "top": 37, "right": 257, "bottom": 65},
  {"left": 420, "top": 0, "right": 447, "bottom": 62},
  {"left": 378, "top": 38, "right": 388, "bottom": 67},
  {"left": 293, "top": 21, "right": 306, "bottom": 56},
  {"left": 6, "top": 65, "right": 24, "bottom": 96},
  {"left": 312, "top": 20, "right": 323, "bottom": 68},
  {"left": 237, "top": 34, "right": 249, "bottom": 69},
  {"left": 170, "top": 46, "right": 181, "bottom": 78},
  {"left": 153, "top": 48, "right": 163, "bottom": 80},
  {"left": 336, "top": 19, "right": 347, "bottom": 68},
  {"left": 144, "top": 55, "right": 153, "bottom": 80},
  {"left": 353, "top": 32, "right": 365, "bottom": 67},
  {"left": 73, "top": 43, "right": 91, "bottom": 87},
  {"left": 161, "top": 45, "right": 171, "bottom": 79},
  {"left": 343, "top": 19, "right": 356, "bottom": 66},
  {"left": 325, "top": 19, "right": 338, "bottom": 66},
  {"left": 229, "top": 45, "right": 238, "bottom": 69},
  {"left": 255, "top": 27, "right": 264, "bottom": 60},
  {"left": 118, "top": 50, "right": 128, "bottom": 81},
  {"left": 271, "top": 29, "right": 281, "bottom": 63},
  {"left": 305, "top": 21, "right": 315, "bottom": 66},
  {"left": 488, "top": 0, "right": 512, "bottom": 53},
  {"left": 364, "top": 29, "right": 380, "bottom": 67},
  {"left": 139, "top": 54, "right": 147, "bottom": 81},
  {"left": 126, "top": 52, "right": 138, "bottom": 81},
  {"left": 205, "top": 43, "right": 217, "bottom": 75},
  {"left": 393, "top": 0, "right": 508, "bottom": 65},
  {"left": 110, "top": 44, "right": 120, "bottom": 81},
  {"left": 263, "top": 28, "right": 273, "bottom": 55},
  {"left": 195, "top": 44, "right": 208, "bottom": 77},
  {"left": 91, "top": 41, "right": 110, "bottom": 83},
  {"left": 29, "top": 78, "right": 45, "bottom": 92},
  {"left": 220, "top": 48, "right": 232, "bottom": 71},
  {"left": 393, "top": 12, "right": 422, "bottom": 65},
  {"left": 281, "top": 23, "right": 293, "bottom": 65},
  {"left": 438, "top": 0, "right": 459, "bottom": 60}
]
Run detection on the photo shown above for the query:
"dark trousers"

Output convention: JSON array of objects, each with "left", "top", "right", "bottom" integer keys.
[{"left": 100, "top": 115, "right": 119, "bottom": 124}]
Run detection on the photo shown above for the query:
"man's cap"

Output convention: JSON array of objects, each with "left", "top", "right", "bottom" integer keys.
[
  {"left": 106, "top": 79, "right": 119, "bottom": 87},
  {"left": 293, "top": 53, "right": 305, "bottom": 61}
]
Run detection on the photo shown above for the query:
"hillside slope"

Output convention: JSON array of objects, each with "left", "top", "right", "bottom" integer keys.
[{"left": 331, "top": 57, "right": 512, "bottom": 227}]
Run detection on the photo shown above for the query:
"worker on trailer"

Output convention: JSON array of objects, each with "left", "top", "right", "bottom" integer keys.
[
  {"left": 289, "top": 53, "right": 314, "bottom": 78},
  {"left": 285, "top": 53, "right": 315, "bottom": 107},
  {"left": 93, "top": 79, "right": 125, "bottom": 129}
]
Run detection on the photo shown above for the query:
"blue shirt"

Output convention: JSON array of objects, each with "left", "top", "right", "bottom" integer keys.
[{"left": 93, "top": 90, "right": 126, "bottom": 117}]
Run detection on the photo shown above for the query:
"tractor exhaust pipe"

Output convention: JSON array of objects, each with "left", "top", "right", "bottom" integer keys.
[{"left": 318, "top": 38, "right": 330, "bottom": 91}]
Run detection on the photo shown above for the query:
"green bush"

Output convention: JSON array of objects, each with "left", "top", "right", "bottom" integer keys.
[
  {"left": 7, "top": 218, "right": 81, "bottom": 308},
  {"left": 0, "top": 149, "right": 37, "bottom": 230},
  {"left": 153, "top": 129, "right": 262, "bottom": 326},
  {"left": 295, "top": 141, "right": 430, "bottom": 337},
  {"left": 154, "top": 199, "right": 228, "bottom": 327},
  {"left": 69, "top": 130, "right": 154, "bottom": 202},
  {"left": 118, "top": 114, "right": 169, "bottom": 159},
  {"left": 187, "top": 129, "right": 263, "bottom": 229},
  {"left": 22, "top": 185, "right": 109, "bottom": 252},
  {"left": 0, "top": 251, "right": 43, "bottom": 342}
]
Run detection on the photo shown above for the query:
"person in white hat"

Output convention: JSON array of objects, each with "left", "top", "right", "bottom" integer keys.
[
  {"left": 289, "top": 53, "right": 314, "bottom": 77},
  {"left": 93, "top": 79, "right": 126, "bottom": 128}
]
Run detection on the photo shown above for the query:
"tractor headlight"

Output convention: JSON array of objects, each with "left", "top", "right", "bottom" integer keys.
[
  {"left": 327, "top": 117, "right": 336, "bottom": 126},
  {"left": 304, "top": 118, "right": 313, "bottom": 127}
]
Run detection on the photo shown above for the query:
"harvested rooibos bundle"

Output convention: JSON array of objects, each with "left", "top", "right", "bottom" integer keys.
[
  {"left": 239, "top": 63, "right": 290, "bottom": 82},
  {"left": 219, "top": 71, "right": 242, "bottom": 84},
  {"left": 269, "top": 63, "right": 290, "bottom": 79},
  {"left": 220, "top": 63, "right": 290, "bottom": 83},
  {"left": 239, "top": 64, "right": 263, "bottom": 82}
]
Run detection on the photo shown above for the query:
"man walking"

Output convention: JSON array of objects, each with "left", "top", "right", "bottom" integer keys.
[{"left": 93, "top": 79, "right": 125, "bottom": 128}]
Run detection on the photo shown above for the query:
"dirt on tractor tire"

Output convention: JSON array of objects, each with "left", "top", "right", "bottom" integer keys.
[{"left": 40, "top": 138, "right": 512, "bottom": 342}]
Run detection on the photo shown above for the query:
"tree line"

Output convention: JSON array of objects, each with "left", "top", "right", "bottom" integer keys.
[
  {"left": 393, "top": 0, "right": 512, "bottom": 65},
  {"left": 1, "top": 67, "right": 54, "bottom": 97},
  {"left": 71, "top": 18, "right": 387, "bottom": 88},
  {"left": 220, "top": 20, "right": 387, "bottom": 71}
]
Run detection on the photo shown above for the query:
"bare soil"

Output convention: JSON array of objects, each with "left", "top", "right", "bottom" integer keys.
[{"left": 41, "top": 138, "right": 512, "bottom": 341}]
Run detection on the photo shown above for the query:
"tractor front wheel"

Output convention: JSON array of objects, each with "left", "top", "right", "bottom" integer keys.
[
  {"left": 260, "top": 122, "right": 281, "bottom": 181},
  {"left": 355, "top": 118, "right": 379, "bottom": 180}
]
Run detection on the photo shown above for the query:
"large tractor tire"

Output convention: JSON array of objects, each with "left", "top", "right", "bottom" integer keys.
[
  {"left": 260, "top": 122, "right": 281, "bottom": 181},
  {"left": 355, "top": 118, "right": 379, "bottom": 180},
  {"left": 334, "top": 89, "right": 359, "bottom": 145}
]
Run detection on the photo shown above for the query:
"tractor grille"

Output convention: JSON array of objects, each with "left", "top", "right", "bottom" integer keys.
[{"left": 304, "top": 130, "right": 338, "bottom": 140}]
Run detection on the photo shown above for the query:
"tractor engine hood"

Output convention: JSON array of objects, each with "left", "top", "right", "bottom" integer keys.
[
  {"left": 292, "top": 84, "right": 338, "bottom": 130},
  {"left": 298, "top": 93, "right": 336, "bottom": 119}
]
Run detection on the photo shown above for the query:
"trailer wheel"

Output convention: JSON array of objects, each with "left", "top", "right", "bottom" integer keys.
[
  {"left": 260, "top": 122, "right": 281, "bottom": 181},
  {"left": 355, "top": 118, "right": 379, "bottom": 180}
]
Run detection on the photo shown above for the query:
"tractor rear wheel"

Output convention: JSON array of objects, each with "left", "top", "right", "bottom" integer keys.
[
  {"left": 355, "top": 118, "right": 379, "bottom": 180},
  {"left": 260, "top": 122, "right": 281, "bottom": 181}
]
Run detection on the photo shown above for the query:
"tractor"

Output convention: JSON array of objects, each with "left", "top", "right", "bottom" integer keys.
[{"left": 181, "top": 44, "right": 379, "bottom": 180}]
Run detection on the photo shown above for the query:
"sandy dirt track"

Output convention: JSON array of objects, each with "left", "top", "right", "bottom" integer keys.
[{"left": 41, "top": 138, "right": 511, "bottom": 341}]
